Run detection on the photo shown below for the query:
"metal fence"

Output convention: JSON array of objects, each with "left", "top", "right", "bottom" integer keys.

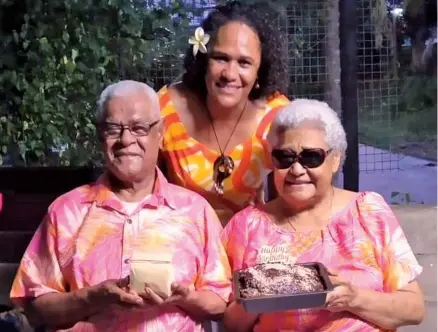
[
  {"left": 147, "top": 0, "right": 402, "bottom": 172},
  {"left": 356, "top": 0, "right": 401, "bottom": 172}
]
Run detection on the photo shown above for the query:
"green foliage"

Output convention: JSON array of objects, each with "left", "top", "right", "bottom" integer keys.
[
  {"left": 0, "top": 0, "right": 194, "bottom": 166},
  {"left": 358, "top": 75, "right": 437, "bottom": 161},
  {"left": 399, "top": 75, "right": 437, "bottom": 114}
]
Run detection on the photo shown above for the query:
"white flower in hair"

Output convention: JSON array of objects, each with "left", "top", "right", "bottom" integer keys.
[{"left": 188, "top": 27, "right": 210, "bottom": 56}]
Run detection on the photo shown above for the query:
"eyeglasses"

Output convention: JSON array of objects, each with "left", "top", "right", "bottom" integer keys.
[
  {"left": 271, "top": 148, "right": 333, "bottom": 169},
  {"left": 101, "top": 119, "right": 160, "bottom": 138}
]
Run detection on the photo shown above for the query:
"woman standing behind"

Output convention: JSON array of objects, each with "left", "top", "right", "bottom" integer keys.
[{"left": 159, "top": 1, "right": 290, "bottom": 224}]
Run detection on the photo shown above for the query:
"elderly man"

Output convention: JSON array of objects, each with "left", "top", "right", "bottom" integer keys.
[{"left": 10, "top": 81, "right": 232, "bottom": 331}]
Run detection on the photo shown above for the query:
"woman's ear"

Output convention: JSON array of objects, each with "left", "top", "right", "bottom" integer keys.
[{"left": 331, "top": 152, "right": 341, "bottom": 174}]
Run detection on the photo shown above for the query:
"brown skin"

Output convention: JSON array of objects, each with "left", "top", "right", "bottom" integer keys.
[
  {"left": 272, "top": 124, "right": 342, "bottom": 219},
  {"left": 24, "top": 91, "right": 226, "bottom": 329},
  {"left": 101, "top": 93, "right": 163, "bottom": 202},
  {"left": 24, "top": 92, "right": 163, "bottom": 329},
  {"left": 224, "top": 123, "right": 424, "bottom": 331},
  {"left": 138, "top": 282, "right": 226, "bottom": 321},
  {"left": 168, "top": 21, "right": 264, "bottom": 156},
  {"left": 166, "top": 21, "right": 268, "bottom": 204},
  {"left": 325, "top": 270, "right": 424, "bottom": 329},
  {"left": 204, "top": 21, "right": 261, "bottom": 114}
]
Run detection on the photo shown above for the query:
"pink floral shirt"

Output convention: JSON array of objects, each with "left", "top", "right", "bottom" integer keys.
[
  {"left": 222, "top": 191, "right": 422, "bottom": 332},
  {"left": 11, "top": 169, "right": 232, "bottom": 332}
]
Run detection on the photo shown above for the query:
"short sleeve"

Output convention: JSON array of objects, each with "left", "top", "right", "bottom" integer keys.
[
  {"left": 357, "top": 192, "right": 423, "bottom": 292},
  {"left": 221, "top": 209, "right": 250, "bottom": 271},
  {"left": 10, "top": 213, "right": 66, "bottom": 307},
  {"left": 195, "top": 202, "right": 232, "bottom": 302}
]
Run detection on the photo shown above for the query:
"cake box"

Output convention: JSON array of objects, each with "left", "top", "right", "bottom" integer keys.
[{"left": 233, "top": 262, "right": 334, "bottom": 313}]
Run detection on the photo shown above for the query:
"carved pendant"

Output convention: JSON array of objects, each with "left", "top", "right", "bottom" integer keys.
[{"left": 213, "top": 155, "right": 234, "bottom": 196}]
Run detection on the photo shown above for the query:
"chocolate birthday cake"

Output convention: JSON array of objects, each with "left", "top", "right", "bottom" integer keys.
[{"left": 238, "top": 263, "right": 324, "bottom": 298}]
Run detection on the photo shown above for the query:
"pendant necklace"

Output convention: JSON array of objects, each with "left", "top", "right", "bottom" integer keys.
[{"left": 206, "top": 100, "right": 248, "bottom": 196}]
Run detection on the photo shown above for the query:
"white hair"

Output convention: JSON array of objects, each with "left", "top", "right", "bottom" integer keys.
[
  {"left": 96, "top": 80, "right": 159, "bottom": 122},
  {"left": 267, "top": 98, "right": 347, "bottom": 165}
]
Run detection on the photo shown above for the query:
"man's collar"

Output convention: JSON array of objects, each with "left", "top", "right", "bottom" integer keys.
[{"left": 82, "top": 167, "right": 177, "bottom": 211}]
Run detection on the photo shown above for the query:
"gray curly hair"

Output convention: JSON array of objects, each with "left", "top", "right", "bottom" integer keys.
[
  {"left": 96, "top": 80, "right": 159, "bottom": 123},
  {"left": 267, "top": 98, "right": 347, "bottom": 166}
]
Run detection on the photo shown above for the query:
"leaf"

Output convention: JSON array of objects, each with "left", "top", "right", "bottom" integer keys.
[
  {"left": 0, "top": 0, "right": 190, "bottom": 166},
  {"left": 41, "top": 114, "right": 51, "bottom": 122},
  {"left": 71, "top": 49, "right": 79, "bottom": 61},
  {"left": 18, "top": 142, "right": 26, "bottom": 162},
  {"left": 62, "top": 31, "right": 70, "bottom": 43},
  {"left": 46, "top": 124, "right": 58, "bottom": 135},
  {"left": 10, "top": 71, "right": 17, "bottom": 85}
]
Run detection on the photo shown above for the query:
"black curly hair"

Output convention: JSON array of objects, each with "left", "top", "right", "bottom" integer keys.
[{"left": 182, "top": 1, "right": 288, "bottom": 101}]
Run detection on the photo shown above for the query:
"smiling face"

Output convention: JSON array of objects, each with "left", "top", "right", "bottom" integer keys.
[
  {"left": 100, "top": 92, "right": 162, "bottom": 183},
  {"left": 205, "top": 21, "right": 261, "bottom": 109},
  {"left": 272, "top": 124, "right": 341, "bottom": 207}
]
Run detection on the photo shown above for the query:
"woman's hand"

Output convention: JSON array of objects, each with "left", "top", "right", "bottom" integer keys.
[
  {"left": 326, "top": 271, "right": 424, "bottom": 329},
  {"left": 325, "top": 270, "right": 358, "bottom": 312},
  {"left": 224, "top": 300, "right": 260, "bottom": 332}
]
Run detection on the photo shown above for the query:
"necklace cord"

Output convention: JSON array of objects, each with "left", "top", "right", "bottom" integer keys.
[{"left": 206, "top": 100, "right": 248, "bottom": 156}]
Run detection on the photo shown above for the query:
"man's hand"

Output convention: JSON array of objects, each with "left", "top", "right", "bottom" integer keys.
[
  {"left": 87, "top": 276, "right": 145, "bottom": 310},
  {"left": 140, "top": 282, "right": 226, "bottom": 320},
  {"left": 141, "top": 282, "right": 196, "bottom": 306}
]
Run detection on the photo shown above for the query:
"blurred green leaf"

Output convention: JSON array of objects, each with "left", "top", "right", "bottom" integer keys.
[{"left": 0, "top": 0, "right": 195, "bottom": 166}]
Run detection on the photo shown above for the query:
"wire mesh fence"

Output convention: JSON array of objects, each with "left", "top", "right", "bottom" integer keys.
[
  {"left": 146, "top": 0, "right": 403, "bottom": 172},
  {"left": 356, "top": 0, "right": 401, "bottom": 172}
]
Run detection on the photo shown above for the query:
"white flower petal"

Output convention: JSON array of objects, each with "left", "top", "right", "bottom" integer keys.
[
  {"left": 188, "top": 37, "right": 197, "bottom": 45},
  {"left": 199, "top": 43, "right": 207, "bottom": 54},
  {"left": 195, "top": 27, "right": 204, "bottom": 41},
  {"left": 202, "top": 34, "right": 210, "bottom": 45},
  {"left": 192, "top": 43, "right": 199, "bottom": 56}
]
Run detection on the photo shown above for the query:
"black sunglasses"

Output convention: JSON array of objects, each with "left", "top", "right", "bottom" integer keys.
[{"left": 271, "top": 148, "right": 333, "bottom": 169}]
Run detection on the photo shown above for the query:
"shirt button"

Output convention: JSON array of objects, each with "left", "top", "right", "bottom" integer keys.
[
  {"left": 124, "top": 258, "right": 130, "bottom": 264},
  {"left": 127, "top": 219, "right": 132, "bottom": 224}
]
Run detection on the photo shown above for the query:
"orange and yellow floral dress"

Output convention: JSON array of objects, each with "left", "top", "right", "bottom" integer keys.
[{"left": 158, "top": 85, "right": 290, "bottom": 223}]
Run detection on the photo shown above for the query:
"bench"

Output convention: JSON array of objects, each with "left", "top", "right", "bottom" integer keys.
[{"left": 0, "top": 168, "right": 101, "bottom": 307}]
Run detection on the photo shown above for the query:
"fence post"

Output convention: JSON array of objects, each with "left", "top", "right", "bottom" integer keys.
[{"left": 339, "top": 0, "right": 359, "bottom": 191}]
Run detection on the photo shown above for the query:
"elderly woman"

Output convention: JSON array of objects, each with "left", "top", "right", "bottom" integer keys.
[
  {"left": 222, "top": 99, "right": 425, "bottom": 331},
  {"left": 158, "top": 0, "right": 290, "bottom": 224},
  {"left": 10, "top": 80, "right": 231, "bottom": 331}
]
